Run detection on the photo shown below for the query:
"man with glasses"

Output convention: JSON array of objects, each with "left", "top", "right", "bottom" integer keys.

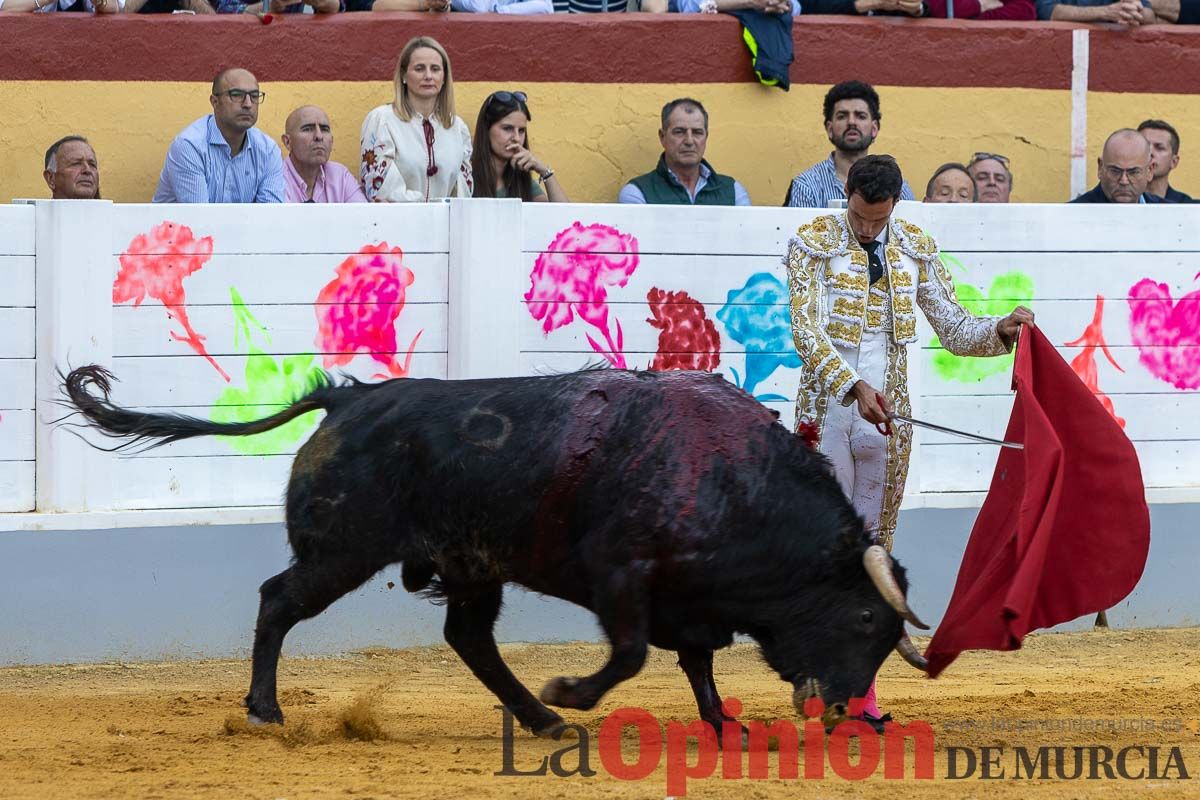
[
  {"left": 966, "top": 153, "right": 1013, "bottom": 203},
  {"left": 153, "top": 68, "right": 284, "bottom": 204},
  {"left": 1070, "top": 129, "right": 1163, "bottom": 204}
]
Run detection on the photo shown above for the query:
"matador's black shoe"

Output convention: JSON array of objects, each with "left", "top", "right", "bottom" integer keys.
[{"left": 826, "top": 711, "right": 893, "bottom": 735}]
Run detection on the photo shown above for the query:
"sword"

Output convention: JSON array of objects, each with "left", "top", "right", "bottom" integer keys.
[{"left": 874, "top": 393, "right": 1025, "bottom": 449}]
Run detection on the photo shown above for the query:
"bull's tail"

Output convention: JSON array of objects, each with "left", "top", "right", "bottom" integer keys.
[{"left": 61, "top": 365, "right": 343, "bottom": 451}]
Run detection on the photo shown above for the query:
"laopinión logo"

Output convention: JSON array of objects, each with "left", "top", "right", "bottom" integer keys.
[
  {"left": 496, "top": 697, "right": 936, "bottom": 796},
  {"left": 496, "top": 702, "right": 1193, "bottom": 795}
]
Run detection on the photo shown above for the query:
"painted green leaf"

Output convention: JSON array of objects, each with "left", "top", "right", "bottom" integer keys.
[
  {"left": 210, "top": 288, "right": 325, "bottom": 455},
  {"left": 930, "top": 265, "right": 1034, "bottom": 384}
]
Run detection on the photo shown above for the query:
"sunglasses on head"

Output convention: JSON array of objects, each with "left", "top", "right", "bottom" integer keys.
[
  {"left": 969, "top": 152, "right": 1010, "bottom": 168},
  {"left": 488, "top": 90, "right": 530, "bottom": 116}
]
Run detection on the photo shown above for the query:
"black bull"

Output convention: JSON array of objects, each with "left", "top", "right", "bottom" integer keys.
[{"left": 63, "top": 365, "right": 929, "bottom": 734}]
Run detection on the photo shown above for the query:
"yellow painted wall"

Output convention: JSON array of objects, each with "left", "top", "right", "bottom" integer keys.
[
  {"left": 1087, "top": 92, "right": 1200, "bottom": 198},
  {"left": 2, "top": 81, "right": 1072, "bottom": 205}
]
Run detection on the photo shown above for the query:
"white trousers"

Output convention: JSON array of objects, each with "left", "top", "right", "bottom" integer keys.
[{"left": 819, "top": 331, "right": 904, "bottom": 547}]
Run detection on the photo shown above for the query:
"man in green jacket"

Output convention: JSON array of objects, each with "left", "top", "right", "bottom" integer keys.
[{"left": 618, "top": 98, "right": 751, "bottom": 206}]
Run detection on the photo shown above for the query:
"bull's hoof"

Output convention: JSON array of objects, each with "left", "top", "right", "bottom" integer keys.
[
  {"left": 539, "top": 676, "right": 596, "bottom": 710},
  {"left": 531, "top": 718, "right": 574, "bottom": 739},
  {"left": 245, "top": 705, "right": 284, "bottom": 726}
]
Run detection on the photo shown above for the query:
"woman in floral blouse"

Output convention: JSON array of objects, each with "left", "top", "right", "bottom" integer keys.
[{"left": 360, "top": 36, "right": 473, "bottom": 202}]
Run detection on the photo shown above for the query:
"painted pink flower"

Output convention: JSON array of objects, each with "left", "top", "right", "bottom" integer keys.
[
  {"left": 646, "top": 287, "right": 721, "bottom": 372},
  {"left": 1127, "top": 276, "right": 1200, "bottom": 390},
  {"left": 114, "top": 221, "right": 228, "bottom": 381},
  {"left": 525, "top": 222, "right": 639, "bottom": 368},
  {"left": 315, "top": 242, "right": 422, "bottom": 379},
  {"left": 1065, "top": 295, "right": 1125, "bottom": 429}
]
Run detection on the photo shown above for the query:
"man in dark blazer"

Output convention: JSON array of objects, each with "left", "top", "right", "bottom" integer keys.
[{"left": 1071, "top": 129, "right": 1163, "bottom": 204}]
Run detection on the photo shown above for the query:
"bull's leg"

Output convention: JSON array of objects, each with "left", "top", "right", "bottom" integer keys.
[
  {"left": 540, "top": 569, "right": 649, "bottom": 711},
  {"left": 245, "top": 555, "right": 383, "bottom": 724},
  {"left": 443, "top": 585, "right": 567, "bottom": 737},
  {"left": 678, "top": 647, "right": 748, "bottom": 746}
]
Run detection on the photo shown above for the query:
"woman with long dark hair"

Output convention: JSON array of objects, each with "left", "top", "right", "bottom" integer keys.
[{"left": 470, "top": 91, "right": 567, "bottom": 203}]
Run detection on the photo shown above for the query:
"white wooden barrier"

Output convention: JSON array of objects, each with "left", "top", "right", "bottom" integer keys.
[{"left": 2, "top": 200, "right": 1198, "bottom": 521}]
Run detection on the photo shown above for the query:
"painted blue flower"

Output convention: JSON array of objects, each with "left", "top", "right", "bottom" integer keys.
[{"left": 716, "top": 272, "right": 801, "bottom": 400}]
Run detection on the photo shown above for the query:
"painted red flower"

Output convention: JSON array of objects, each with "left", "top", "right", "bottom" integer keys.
[
  {"left": 315, "top": 242, "right": 421, "bottom": 379},
  {"left": 646, "top": 287, "right": 721, "bottom": 372},
  {"left": 114, "top": 221, "right": 228, "bottom": 381},
  {"left": 525, "top": 222, "right": 639, "bottom": 368},
  {"left": 1065, "top": 295, "right": 1125, "bottom": 428}
]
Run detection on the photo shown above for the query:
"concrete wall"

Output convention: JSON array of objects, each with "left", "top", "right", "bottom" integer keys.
[{"left": 1, "top": 503, "right": 1195, "bottom": 666}]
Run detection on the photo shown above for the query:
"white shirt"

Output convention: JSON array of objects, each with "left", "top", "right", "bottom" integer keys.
[{"left": 359, "top": 105, "right": 473, "bottom": 203}]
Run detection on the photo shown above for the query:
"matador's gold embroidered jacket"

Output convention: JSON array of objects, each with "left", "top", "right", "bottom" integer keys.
[{"left": 786, "top": 213, "right": 1010, "bottom": 408}]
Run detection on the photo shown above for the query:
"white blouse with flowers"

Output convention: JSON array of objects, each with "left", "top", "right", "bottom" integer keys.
[{"left": 359, "top": 105, "right": 473, "bottom": 203}]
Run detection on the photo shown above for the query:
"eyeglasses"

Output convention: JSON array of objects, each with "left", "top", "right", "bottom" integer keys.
[
  {"left": 218, "top": 89, "right": 266, "bottom": 104},
  {"left": 1103, "top": 165, "right": 1145, "bottom": 181},
  {"left": 422, "top": 118, "right": 439, "bottom": 179},
  {"left": 487, "top": 90, "right": 530, "bottom": 118},
  {"left": 968, "top": 152, "right": 1009, "bottom": 168}
]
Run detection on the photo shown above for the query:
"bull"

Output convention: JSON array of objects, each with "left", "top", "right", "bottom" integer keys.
[{"left": 62, "top": 365, "right": 928, "bottom": 735}]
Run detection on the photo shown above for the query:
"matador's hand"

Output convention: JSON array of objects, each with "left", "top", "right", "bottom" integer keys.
[
  {"left": 998, "top": 305, "right": 1036, "bottom": 346},
  {"left": 850, "top": 380, "right": 892, "bottom": 426}
]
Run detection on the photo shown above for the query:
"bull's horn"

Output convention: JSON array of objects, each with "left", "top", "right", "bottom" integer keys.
[
  {"left": 895, "top": 632, "right": 929, "bottom": 671},
  {"left": 863, "top": 545, "right": 930, "bottom": 630}
]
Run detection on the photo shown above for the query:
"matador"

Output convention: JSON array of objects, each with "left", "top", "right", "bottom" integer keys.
[
  {"left": 785, "top": 155, "right": 1033, "bottom": 726},
  {"left": 786, "top": 155, "right": 1033, "bottom": 727}
]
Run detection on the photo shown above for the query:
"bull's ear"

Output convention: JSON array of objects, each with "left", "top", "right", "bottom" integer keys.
[{"left": 768, "top": 408, "right": 781, "bottom": 421}]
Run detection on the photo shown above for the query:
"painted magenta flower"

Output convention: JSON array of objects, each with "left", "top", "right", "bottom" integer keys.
[
  {"left": 315, "top": 242, "right": 422, "bottom": 379},
  {"left": 525, "top": 222, "right": 639, "bottom": 368},
  {"left": 646, "top": 287, "right": 721, "bottom": 372},
  {"left": 114, "top": 221, "right": 229, "bottom": 381},
  {"left": 1127, "top": 276, "right": 1200, "bottom": 390}
]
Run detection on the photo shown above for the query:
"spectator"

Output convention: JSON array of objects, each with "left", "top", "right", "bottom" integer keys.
[
  {"left": 618, "top": 98, "right": 750, "bottom": 206},
  {"left": 923, "top": 0, "right": 1035, "bottom": 18},
  {"left": 124, "top": 0, "right": 341, "bottom": 9},
  {"left": 923, "top": 163, "right": 976, "bottom": 204},
  {"left": 471, "top": 91, "right": 568, "bottom": 202},
  {"left": 450, "top": 0, "right": 551, "bottom": 11},
  {"left": 551, "top": 0, "right": 629, "bottom": 10},
  {"left": 1070, "top": 129, "right": 1163, "bottom": 204},
  {"left": 967, "top": 152, "right": 1013, "bottom": 203},
  {"left": 785, "top": 81, "right": 915, "bottom": 208},
  {"left": 43, "top": 136, "right": 101, "bottom": 200},
  {"left": 153, "top": 69, "right": 284, "bottom": 204},
  {"left": 0, "top": 0, "right": 120, "bottom": 11},
  {"left": 371, "top": 0, "right": 449, "bottom": 9},
  {"left": 360, "top": 37, "right": 473, "bottom": 202},
  {"left": 1137, "top": 119, "right": 1193, "bottom": 203},
  {"left": 1143, "top": 0, "right": 1200, "bottom": 21},
  {"left": 800, "top": 0, "right": 921, "bottom": 17},
  {"left": 281, "top": 106, "right": 367, "bottom": 204},
  {"left": 649, "top": 0, "right": 800, "bottom": 14},
  {"left": 1035, "top": 0, "right": 1155, "bottom": 24}
]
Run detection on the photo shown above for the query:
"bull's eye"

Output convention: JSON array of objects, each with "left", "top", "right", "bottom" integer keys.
[{"left": 860, "top": 610, "right": 874, "bottom": 625}]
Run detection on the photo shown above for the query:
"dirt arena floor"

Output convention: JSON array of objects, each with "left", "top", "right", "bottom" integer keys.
[{"left": 1, "top": 627, "right": 1197, "bottom": 799}]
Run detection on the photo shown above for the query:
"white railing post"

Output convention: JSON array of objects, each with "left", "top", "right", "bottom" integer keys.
[
  {"left": 34, "top": 199, "right": 115, "bottom": 512},
  {"left": 446, "top": 198, "right": 524, "bottom": 379}
]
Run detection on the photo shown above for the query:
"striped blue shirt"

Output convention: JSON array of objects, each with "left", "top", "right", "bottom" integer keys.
[
  {"left": 785, "top": 154, "right": 915, "bottom": 208},
  {"left": 153, "top": 116, "right": 285, "bottom": 204}
]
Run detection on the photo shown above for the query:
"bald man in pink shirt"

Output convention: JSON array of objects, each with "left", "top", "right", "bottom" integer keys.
[{"left": 281, "top": 106, "right": 367, "bottom": 204}]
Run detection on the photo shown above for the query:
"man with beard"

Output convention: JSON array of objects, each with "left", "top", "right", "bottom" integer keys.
[
  {"left": 281, "top": 106, "right": 367, "bottom": 204},
  {"left": 153, "top": 68, "right": 284, "bottom": 204},
  {"left": 784, "top": 81, "right": 915, "bottom": 209}
]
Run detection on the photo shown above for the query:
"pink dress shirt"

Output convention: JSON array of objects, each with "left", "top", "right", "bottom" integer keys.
[{"left": 283, "top": 156, "right": 368, "bottom": 203}]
